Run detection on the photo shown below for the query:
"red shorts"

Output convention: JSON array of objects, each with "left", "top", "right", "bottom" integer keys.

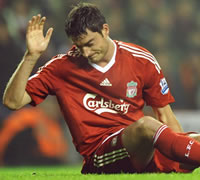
[{"left": 81, "top": 129, "right": 194, "bottom": 174}]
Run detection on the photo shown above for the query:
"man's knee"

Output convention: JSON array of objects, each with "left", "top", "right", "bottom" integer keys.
[
  {"left": 132, "top": 116, "right": 163, "bottom": 140},
  {"left": 121, "top": 116, "right": 162, "bottom": 170},
  {"left": 122, "top": 116, "right": 164, "bottom": 150},
  {"left": 132, "top": 117, "right": 152, "bottom": 139}
]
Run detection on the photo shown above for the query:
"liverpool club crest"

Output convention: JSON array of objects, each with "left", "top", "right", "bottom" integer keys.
[{"left": 126, "top": 81, "right": 137, "bottom": 98}]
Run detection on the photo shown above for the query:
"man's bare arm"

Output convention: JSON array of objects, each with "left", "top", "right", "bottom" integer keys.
[
  {"left": 3, "top": 14, "right": 53, "bottom": 110},
  {"left": 152, "top": 104, "right": 183, "bottom": 133}
]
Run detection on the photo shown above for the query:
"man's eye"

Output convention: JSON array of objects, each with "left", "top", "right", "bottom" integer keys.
[{"left": 87, "top": 43, "right": 93, "bottom": 47}]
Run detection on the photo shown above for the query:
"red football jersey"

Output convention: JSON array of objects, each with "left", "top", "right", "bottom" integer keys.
[{"left": 26, "top": 40, "right": 175, "bottom": 157}]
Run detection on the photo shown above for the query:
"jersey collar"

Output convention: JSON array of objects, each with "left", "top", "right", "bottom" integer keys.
[{"left": 88, "top": 40, "right": 117, "bottom": 73}]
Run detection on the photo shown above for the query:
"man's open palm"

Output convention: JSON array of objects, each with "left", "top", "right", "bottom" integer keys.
[{"left": 26, "top": 14, "right": 53, "bottom": 55}]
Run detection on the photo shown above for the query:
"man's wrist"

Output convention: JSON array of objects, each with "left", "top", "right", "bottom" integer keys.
[{"left": 24, "top": 50, "right": 41, "bottom": 62}]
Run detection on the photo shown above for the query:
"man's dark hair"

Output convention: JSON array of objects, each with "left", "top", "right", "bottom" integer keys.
[{"left": 65, "top": 3, "right": 106, "bottom": 38}]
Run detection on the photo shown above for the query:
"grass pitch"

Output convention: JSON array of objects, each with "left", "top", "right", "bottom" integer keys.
[{"left": 0, "top": 165, "right": 199, "bottom": 180}]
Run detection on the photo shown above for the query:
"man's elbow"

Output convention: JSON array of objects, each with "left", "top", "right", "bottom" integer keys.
[{"left": 2, "top": 97, "right": 22, "bottom": 110}]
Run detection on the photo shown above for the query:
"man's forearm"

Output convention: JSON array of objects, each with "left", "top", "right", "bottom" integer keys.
[
  {"left": 162, "top": 116, "right": 183, "bottom": 133},
  {"left": 152, "top": 105, "right": 184, "bottom": 133},
  {"left": 3, "top": 51, "right": 40, "bottom": 109}
]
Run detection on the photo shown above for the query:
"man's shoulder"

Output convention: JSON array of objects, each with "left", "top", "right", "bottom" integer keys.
[
  {"left": 115, "top": 40, "right": 158, "bottom": 67},
  {"left": 42, "top": 47, "right": 88, "bottom": 74},
  {"left": 115, "top": 40, "right": 150, "bottom": 54},
  {"left": 50, "top": 54, "right": 68, "bottom": 63},
  {"left": 114, "top": 40, "right": 148, "bottom": 62},
  {"left": 47, "top": 45, "right": 81, "bottom": 64},
  {"left": 46, "top": 48, "right": 82, "bottom": 67}
]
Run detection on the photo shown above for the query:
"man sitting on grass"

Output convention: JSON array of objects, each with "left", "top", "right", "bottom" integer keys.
[{"left": 3, "top": 2, "right": 200, "bottom": 173}]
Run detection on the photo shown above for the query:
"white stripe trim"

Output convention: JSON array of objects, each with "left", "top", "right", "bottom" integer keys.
[
  {"left": 118, "top": 42, "right": 161, "bottom": 74},
  {"left": 28, "top": 73, "right": 39, "bottom": 80},
  {"left": 28, "top": 54, "right": 66, "bottom": 80},
  {"left": 93, "top": 128, "right": 128, "bottom": 168},
  {"left": 119, "top": 44, "right": 156, "bottom": 60},
  {"left": 94, "top": 152, "right": 129, "bottom": 167},
  {"left": 101, "top": 128, "right": 124, "bottom": 145},
  {"left": 132, "top": 54, "right": 161, "bottom": 73},
  {"left": 119, "top": 45, "right": 155, "bottom": 63},
  {"left": 119, "top": 46, "right": 157, "bottom": 63},
  {"left": 94, "top": 148, "right": 127, "bottom": 161},
  {"left": 88, "top": 39, "right": 116, "bottom": 73},
  {"left": 153, "top": 125, "right": 168, "bottom": 145},
  {"left": 118, "top": 42, "right": 152, "bottom": 55},
  {"left": 43, "top": 54, "right": 65, "bottom": 68}
]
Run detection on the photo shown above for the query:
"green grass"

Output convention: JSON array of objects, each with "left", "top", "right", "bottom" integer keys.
[{"left": 0, "top": 165, "right": 199, "bottom": 180}]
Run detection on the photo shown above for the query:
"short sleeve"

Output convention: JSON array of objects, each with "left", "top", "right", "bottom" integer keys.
[
  {"left": 143, "top": 59, "right": 175, "bottom": 107},
  {"left": 26, "top": 56, "right": 62, "bottom": 106}
]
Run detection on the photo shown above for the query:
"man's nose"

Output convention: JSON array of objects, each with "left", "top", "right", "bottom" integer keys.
[{"left": 82, "top": 47, "right": 91, "bottom": 58}]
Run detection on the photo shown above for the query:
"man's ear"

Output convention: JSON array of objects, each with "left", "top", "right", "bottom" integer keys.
[{"left": 102, "top": 24, "right": 109, "bottom": 37}]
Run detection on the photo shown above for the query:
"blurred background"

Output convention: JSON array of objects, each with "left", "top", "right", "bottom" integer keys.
[{"left": 0, "top": 0, "right": 200, "bottom": 166}]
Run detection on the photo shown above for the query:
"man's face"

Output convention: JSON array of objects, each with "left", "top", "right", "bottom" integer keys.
[{"left": 72, "top": 27, "right": 109, "bottom": 64}]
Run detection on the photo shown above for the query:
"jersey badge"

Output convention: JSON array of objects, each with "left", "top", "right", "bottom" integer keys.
[
  {"left": 111, "top": 136, "right": 118, "bottom": 147},
  {"left": 126, "top": 81, "right": 137, "bottom": 98},
  {"left": 160, "top": 78, "right": 169, "bottom": 95}
]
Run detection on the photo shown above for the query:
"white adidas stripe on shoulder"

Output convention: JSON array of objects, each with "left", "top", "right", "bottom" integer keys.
[
  {"left": 118, "top": 42, "right": 161, "bottom": 74},
  {"left": 118, "top": 42, "right": 155, "bottom": 58},
  {"left": 44, "top": 54, "right": 66, "bottom": 68},
  {"left": 28, "top": 54, "right": 66, "bottom": 80},
  {"left": 28, "top": 73, "right": 39, "bottom": 80}
]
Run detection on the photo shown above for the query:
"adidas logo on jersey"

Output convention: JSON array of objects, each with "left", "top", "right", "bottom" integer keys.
[{"left": 100, "top": 78, "right": 112, "bottom": 86}]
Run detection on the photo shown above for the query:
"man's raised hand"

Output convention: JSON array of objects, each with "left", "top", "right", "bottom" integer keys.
[{"left": 26, "top": 14, "right": 53, "bottom": 56}]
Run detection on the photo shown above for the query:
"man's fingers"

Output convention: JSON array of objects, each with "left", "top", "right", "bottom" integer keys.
[
  {"left": 27, "top": 14, "right": 46, "bottom": 34},
  {"left": 27, "top": 14, "right": 43, "bottom": 31},
  {"left": 26, "top": 14, "right": 52, "bottom": 43},
  {"left": 30, "top": 16, "right": 36, "bottom": 26},
  {"left": 31, "top": 14, "right": 40, "bottom": 26},
  {"left": 35, "top": 14, "right": 41, "bottom": 25},
  {"left": 27, "top": 20, "right": 32, "bottom": 33},
  {"left": 32, "top": 14, "right": 41, "bottom": 30},
  {"left": 39, "top": 16, "right": 46, "bottom": 29},
  {"left": 45, "top": 28, "right": 54, "bottom": 41}
]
